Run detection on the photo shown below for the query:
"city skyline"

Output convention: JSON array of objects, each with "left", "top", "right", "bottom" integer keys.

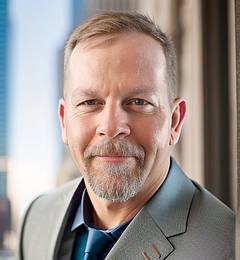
[{"left": 7, "top": 0, "right": 71, "bottom": 219}]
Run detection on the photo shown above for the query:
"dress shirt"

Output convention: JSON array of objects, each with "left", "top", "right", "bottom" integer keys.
[{"left": 71, "top": 189, "right": 131, "bottom": 259}]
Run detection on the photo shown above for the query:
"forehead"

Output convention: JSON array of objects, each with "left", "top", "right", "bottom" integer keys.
[
  {"left": 69, "top": 32, "right": 165, "bottom": 66},
  {"left": 65, "top": 33, "right": 167, "bottom": 96}
]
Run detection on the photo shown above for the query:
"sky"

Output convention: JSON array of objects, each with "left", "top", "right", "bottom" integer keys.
[{"left": 7, "top": 0, "right": 72, "bottom": 217}]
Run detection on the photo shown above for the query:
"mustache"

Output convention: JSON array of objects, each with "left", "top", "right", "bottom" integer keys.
[{"left": 84, "top": 138, "right": 145, "bottom": 161}]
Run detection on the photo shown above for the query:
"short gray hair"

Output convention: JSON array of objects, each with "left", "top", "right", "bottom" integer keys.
[{"left": 64, "top": 11, "right": 177, "bottom": 101}]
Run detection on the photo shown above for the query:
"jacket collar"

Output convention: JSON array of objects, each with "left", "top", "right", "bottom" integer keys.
[{"left": 146, "top": 158, "right": 195, "bottom": 237}]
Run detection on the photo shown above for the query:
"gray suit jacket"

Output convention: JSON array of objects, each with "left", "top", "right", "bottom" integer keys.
[{"left": 18, "top": 159, "right": 235, "bottom": 260}]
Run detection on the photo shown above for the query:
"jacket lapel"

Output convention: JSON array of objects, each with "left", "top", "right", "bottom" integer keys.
[
  {"left": 146, "top": 159, "right": 195, "bottom": 237},
  {"left": 105, "top": 209, "right": 174, "bottom": 260},
  {"left": 106, "top": 159, "right": 195, "bottom": 259}
]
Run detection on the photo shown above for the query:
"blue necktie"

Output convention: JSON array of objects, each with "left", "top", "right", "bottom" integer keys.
[{"left": 83, "top": 228, "right": 113, "bottom": 260}]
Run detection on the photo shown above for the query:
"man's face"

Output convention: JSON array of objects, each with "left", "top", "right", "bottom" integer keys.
[{"left": 59, "top": 33, "right": 185, "bottom": 202}]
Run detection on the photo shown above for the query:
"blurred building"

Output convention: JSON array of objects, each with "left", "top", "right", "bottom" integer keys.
[{"left": 0, "top": 0, "right": 11, "bottom": 251}]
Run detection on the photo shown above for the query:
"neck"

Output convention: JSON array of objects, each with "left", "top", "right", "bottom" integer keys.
[{"left": 85, "top": 159, "right": 170, "bottom": 229}]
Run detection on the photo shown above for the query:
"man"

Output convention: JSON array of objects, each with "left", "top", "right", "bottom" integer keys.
[{"left": 18, "top": 12, "right": 234, "bottom": 260}]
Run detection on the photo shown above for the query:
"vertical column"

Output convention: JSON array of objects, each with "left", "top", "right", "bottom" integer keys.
[
  {"left": 228, "top": 0, "right": 237, "bottom": 214},
  {"left": 201, "top": 0, "right": 231, "bottom": 206},
  {"left": 0, "top": 0, "right": 11, "bottom": 251},
  {"left": 235, "top": 0, "right": 240, "bottom": 257},
  {"left": 176, "top": 0, "right": 204, "bottom": 185}
]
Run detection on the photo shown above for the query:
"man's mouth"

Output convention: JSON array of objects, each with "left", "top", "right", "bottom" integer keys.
[{"left": 94, "top": 154, "right": 132, "bottom": 163}]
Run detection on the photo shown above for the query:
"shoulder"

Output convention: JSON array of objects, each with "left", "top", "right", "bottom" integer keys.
[
  {"left": 190, "top": 180, "right": 235, "bottom": 236},
  {"left": 180, "top": 180, "right": 235, "bottom": 259},
  {"left": 22, "top": 177, "right": 83, "bottom": 229},
  {"left": 191, "top": 180, "right": 234, "bottom": 223},
  {"left": 155, "top": 158, "right": 235, "bottom": 259},
  {"left": 27, "top": 177, "right": 82, "bottom": 212},
  {"left": 18, "top": 178, "right": 82, "bottom": 260}
]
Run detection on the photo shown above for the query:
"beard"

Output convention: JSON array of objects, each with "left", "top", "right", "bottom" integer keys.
[{"left": 82, "top": 138, "right": 147, "bottom": 202}]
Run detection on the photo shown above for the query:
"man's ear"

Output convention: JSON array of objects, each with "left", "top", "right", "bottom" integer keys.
[
  {"left": 58, "top": 98, "right": 68, "bottom": 144},
  {"left": 169, "top": 98, "right": 186, "bottom": 146}
]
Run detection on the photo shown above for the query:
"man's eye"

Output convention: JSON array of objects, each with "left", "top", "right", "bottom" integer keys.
[
  {"left": 128, "top": 99, "right": 148, "bottom": 106},
  {"left": 78, "top": 99, "right": 94, "bottom": 106},
  {"left": 77, "top": 99, "right": 105, "bottom": 107},
  {"left": 126, "top": 98, "right": 155, "bottom": 114},
  {"left": 76, "top": 99, "right": 104, "bottom": 113}
]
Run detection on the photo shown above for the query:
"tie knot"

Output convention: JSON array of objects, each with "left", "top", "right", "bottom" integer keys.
[{"left": 85, "top": 228, "right": 113, "bottom": 256}]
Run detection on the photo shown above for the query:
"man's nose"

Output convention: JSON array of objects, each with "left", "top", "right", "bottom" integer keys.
[{"left": 96, "top": 103, "right": 131, "bottom": 138}]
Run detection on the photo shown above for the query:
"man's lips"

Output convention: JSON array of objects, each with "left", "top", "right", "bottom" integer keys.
[{"left": 93, "top": 155, "right": 133, "bottom": 163}]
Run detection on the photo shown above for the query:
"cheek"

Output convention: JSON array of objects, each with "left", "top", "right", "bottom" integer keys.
[
  {"left": 65, "top": 116, "right": 95, "bottom": 160},
  {"left": 154, "top": 120, "right": 172, "bottom": 147},
  {"left": 132, "top": 115, "right": 171, "bottom": 156}
]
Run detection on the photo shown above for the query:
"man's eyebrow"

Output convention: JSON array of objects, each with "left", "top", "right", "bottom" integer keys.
[
  {"left": 71, "top": 88, "right": 100, "bottom": 97},
  {"left": 70, "top": 89, "right": 100, "bottom": 105},
  {"left": 126, "top": 86, "right": 159, "bottom": 96}
]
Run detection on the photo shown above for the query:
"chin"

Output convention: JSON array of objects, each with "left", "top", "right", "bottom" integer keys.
[{"left": 85, "top": 168, "right": 148, "bottom": 202}]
